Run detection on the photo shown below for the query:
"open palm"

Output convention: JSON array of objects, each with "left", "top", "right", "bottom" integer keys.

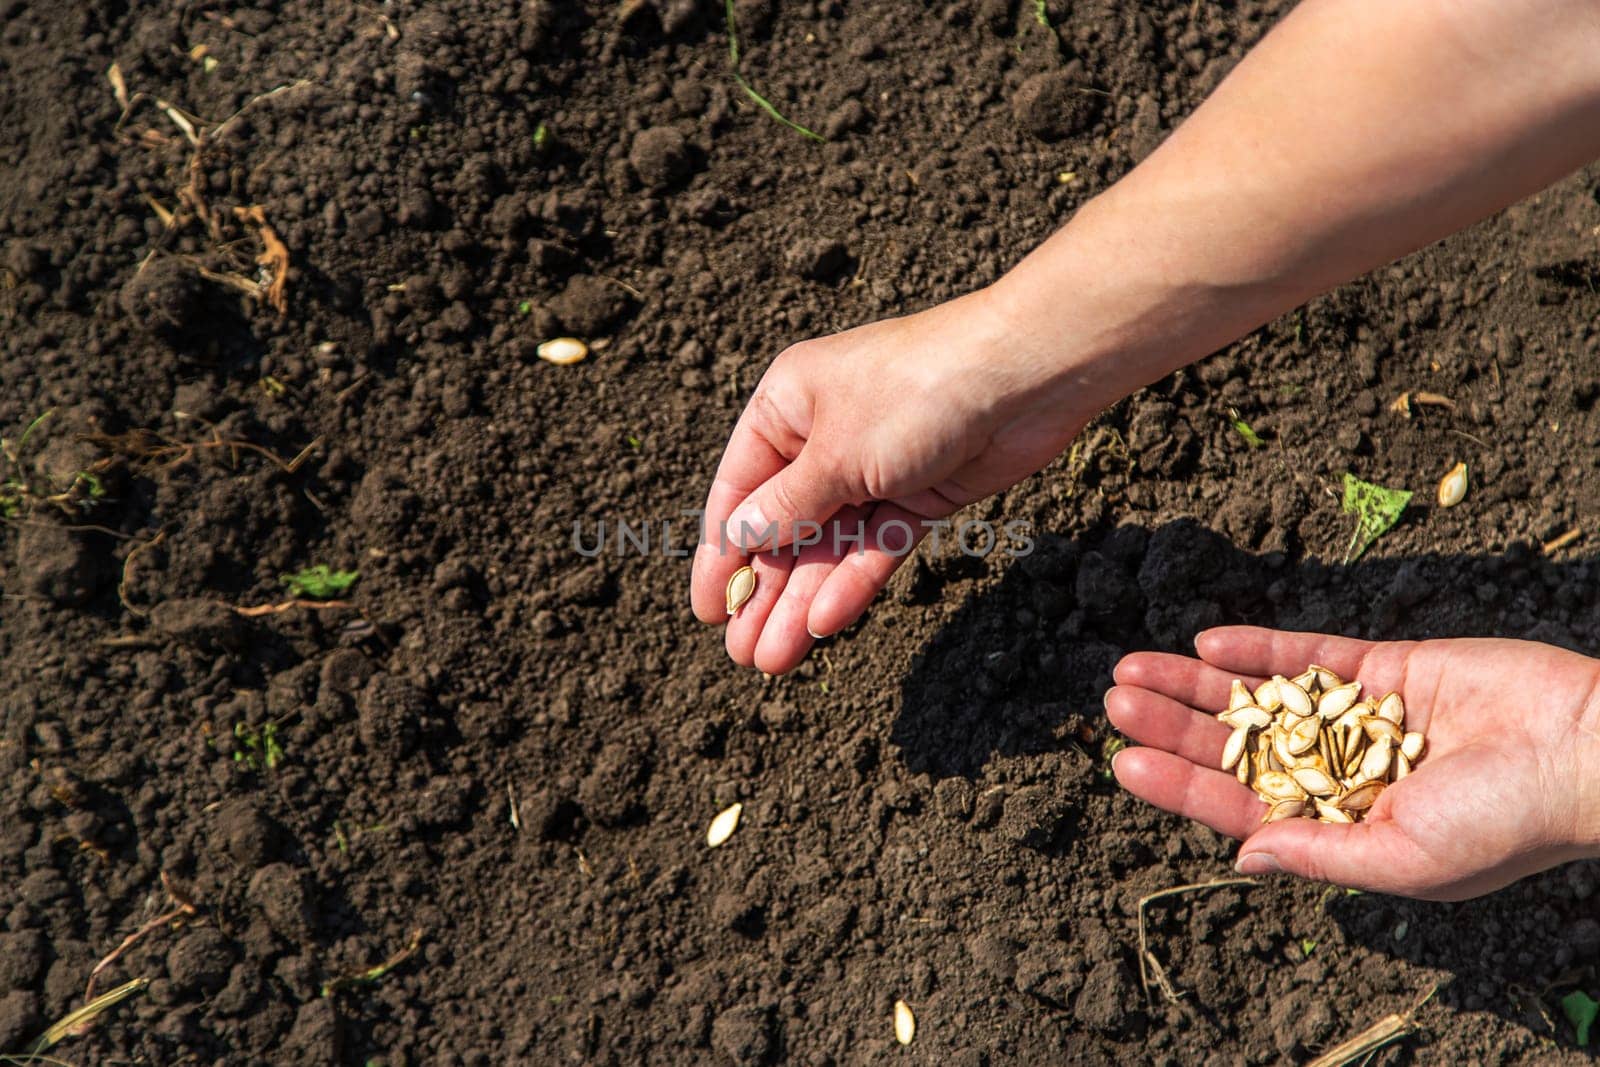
[{"left": 1106, "top": 627, "right": 1600, "bottom": 900}]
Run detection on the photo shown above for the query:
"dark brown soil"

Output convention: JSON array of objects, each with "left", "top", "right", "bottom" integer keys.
[{"left": 4, "top": 0, "right": 1600, "bottom": 1063}]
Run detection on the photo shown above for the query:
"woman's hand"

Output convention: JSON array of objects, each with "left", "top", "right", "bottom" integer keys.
[
  {"left": 689, "top": 287, "right": 1097, "bottom": 675},
  {"left": 1107, "top": 627, "right": 1600, "bottom": 900}
]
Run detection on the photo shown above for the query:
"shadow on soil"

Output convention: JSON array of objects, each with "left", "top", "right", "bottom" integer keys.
[{"left": 895, "top": 517, "right": 1600, "bottom": 1057}]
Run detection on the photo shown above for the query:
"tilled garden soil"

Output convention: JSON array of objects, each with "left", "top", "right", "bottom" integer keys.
[{"left": 4, "top": 0, "right": 1600, "bottom": 1063}]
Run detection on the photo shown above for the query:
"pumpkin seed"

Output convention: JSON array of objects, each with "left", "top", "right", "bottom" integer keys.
[
  {"left": 1309, "top": 665, "right": 1342, "bottom": 690},
  {"left": 1393, "top": 752, "right": 1411, "bottom": 780},
  {"left": 1376, "top": 691, "right": 1405, "bottom": 725},
  {"left": 1231, "top": 706, "right": 1273, "bottom": 730},
  {"left": 1314, "top": 798, "right": 1354, "bottom": 823},
  {"left": 1257, "top": 771, "right": 1305, "bottom": 801},
  {"left": 725, "top": 565, "right": 757, "bottom": 615},
  {"left": 1291, "top": 767, "right": 1338, "bottom": 797},
  {"left": 1264, "top": 798, "right": 1307, "bottom": 823},
  {"left": 894, "top": 1000, "right": 916, "bottom": 1045},
  {"left": 1438, "top": 461, "right": 1468, "bottom": 507},
  {"left": 1287, "top": 716, "right": 1321, "bottom": 757},
  {"left": 1359, "top": 736, "right": 1393, "bottom": 781},
  {"left": 1221, "top": 724, "right": 1251, "bottom": 772},
  {"left": 1254, "top": 678, "right": 1281, "bottom": 711},
  {"left": 1228, "top": 679, "right": 1254, "bottom": 712},
  {"left": 1400, "top": 731, "right": 1425, "bottom": 762},
  {"left": 1289, "top": 669, "right": 1319, "bottom": 692},
  {"left": 1317, "top": 682, "right": 1362, "bottom": 720},
  {"left": 706, "top": 802, "right": 743, "bottom": 848},
  {"left": 1337, "top": 779, "right": 1385, "bottom": 812},
  {"left": 536, "top": 337, "right": 590, "bottom": 365},
  {"left": 1361, "top": 716, "right": 1402, "bottom": 745},
  {"left": 1275, "top": 675, "right": 1314, "bottom": 718}
]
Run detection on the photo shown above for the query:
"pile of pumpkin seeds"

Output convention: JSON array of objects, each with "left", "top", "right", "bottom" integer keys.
[{"left": 1218, "top": 666, "right": 1425, "bottom": 824}]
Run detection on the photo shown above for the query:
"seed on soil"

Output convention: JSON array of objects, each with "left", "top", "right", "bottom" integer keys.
[
  {"left": 893, "top": 999, "right": 916, "bottom": 1045},
  {"left": 1215, "top": 666, "right": 1425, "bottom": 823},
  {"left": 536, "top": 336, "right": 589, "bottom": 365},
  {"left": 725, "top": 565, "right": 757, "bottom": 615},
  {"left": 1437, "top": 461, "right": 1468, "bottom": 507},
  {"left": 706, "top": 802, "right": 742, "bottom": 848}
]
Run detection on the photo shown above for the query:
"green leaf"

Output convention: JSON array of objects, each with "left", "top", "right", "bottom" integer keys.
[
  {"left": 1341, "top": 474, "right": 1412, "bottom": 563},
  {"left": 1227, "top": 411, "right": 1264, "bottom": 449},
  {"left": 1299, "top": 938, "right": 1317, "bottom": 957},
  {"left": 1033, "top": 0, "right": 1050, "bottom": 27},
  {"left": 281, "top": 564, "right": 359, "bottom": 598},
  {"left": 1562, "top": 990, "right": 1598, "bottom": 1046}
]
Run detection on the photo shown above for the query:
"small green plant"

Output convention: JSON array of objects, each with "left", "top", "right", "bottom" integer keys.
[
  {"left": 1226, "top": 409, "right": 1264, "bottom": 449},
  {"left": 517, "top": 299, "right": 533, "bottom": 316},
  {"left": 625, "top": 434, "right": 642, "bottom": 450},
  {"left": 1033, "top": 0, "right": 1050, "bottom": 27},
  {"left": 1563, "top": 990, "right": 1598, "bottom": 1046},
  {"left": 232, "top": 721, "right": 285, "bottom": 772},
  {"left": 1, "top": 410, "right": 109, "bottom": 518},
  {"left": 724, "top": 0, "right": 825, "bottom": 142},
  {"left": 1299, "top": 937, "right": 1318, "bottom": 957},
  {"left": 532, "top": 122, "right": 552, "bottom": 152},
  {"left": 1341, "top": 474, "right": 1412, "bottom": 563},
  {"left": 281, "top": 564, "right": 359, "bottom": 598}
]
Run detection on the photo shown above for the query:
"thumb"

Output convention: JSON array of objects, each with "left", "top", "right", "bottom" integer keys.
[
  {"left": 725, "top": 448, "right": 855, "bottom": 551},
  {"left": 1235, "top": 817, "right": 1423, "bottom": 895}
]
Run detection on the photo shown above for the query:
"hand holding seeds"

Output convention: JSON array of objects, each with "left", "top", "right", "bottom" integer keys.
[
  {"left": 689, "top": 289, "right": 1098, "bottom": 674},
  {"left": 1106, "top": 626, "right": 1600, "bottom": 901}
]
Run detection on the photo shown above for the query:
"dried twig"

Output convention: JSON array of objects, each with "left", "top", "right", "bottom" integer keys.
[
  {"left": 232, "top": 205, "right": 291, "bottom": 314},
  {"left": 84, "top": 875, "right": 198, "bottom": 1001},
  {"left": 118, "top": 529, "right": 167, "bottom": 617},
  {"left": 227, "top": 598, "right": 353, "bottom": 618},
  {"left": 1543, "top": 527, "right": 1582, "bottom": 555},
  {"left": 1136, "top": 877, "right": 1257, "bottom": 1005},
  {"left": 1305, "top": 984, "right": 1436, "bottom": 1067}
]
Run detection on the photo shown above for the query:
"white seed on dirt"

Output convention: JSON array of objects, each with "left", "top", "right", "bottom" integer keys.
[
  {"left": 1438, "top": 461, "right": 1468, "bottom": 507},
  {"left": 1317, "top": 682, "right": 1361, "bottom": 720},
  {"left": 1291, "top": 767, "right": 1338, "bottom": 797},
  {"left": 1286, "top": 716, "right": 1321, "bottom": 757},
  {"left": 1264, "top": 798, "right": 1307, "bottom": 823},
  {"left": 1231, "top": 706, "right": 1273, "bottom": 730},
  {"left": 725, "top": 566, "right": 757, "bottom": 615},
  {"left": 1229, "top": 678, "right": 1253, "bottom": 712},
  {"left": 1275, "top": 675, "right": 1314, "bottom": 718},
  {"left": 1337, "top": 779, "right": 1385, "bottom": 812},
  {"left": 706, "top": 802, "right": 742, "bottom": 848},
  {"left": 1400, "top": 731, "right": 1426, "bottom": 762},
  {"left": 1221, "top": 724, "right": 1251, "bottom": 772},
  {"left": 536, "top": 337, "right": 589, "bottom": 365},
  {"left": 1359, "top": 737, "right": 1394, "bottom": 781},
  {"left": 894, "top": 1000, "right": 916, "bottom": 1046},
  {"left": 1376, "top": 691, "right": 1405, "bottom": 725}
]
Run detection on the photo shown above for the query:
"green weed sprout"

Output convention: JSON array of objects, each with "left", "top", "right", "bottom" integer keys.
[
  {"left": 233, "top": 721, "right": 285, "bottom": 772},
  {"left": 724, "top": 0, "right": 824, "bottom": 142},
  {"left": 1563, "top": 991, "right": 1598, "bottom": 1046},
  {"left": 281, "top": 564, "right": 359, "bottom": 598}
]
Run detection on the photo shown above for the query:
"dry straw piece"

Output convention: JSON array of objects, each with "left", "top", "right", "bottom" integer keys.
[
  {"left": 725, "top": 565, "right": 757, "bottom": 615},
  {"left": 706, "top": 802, "right": 742, "bottom": 848},
  {"left": 536, "top": 337, "right": 589, "bottom": 365},
  {"left": 893, "top": 999, "right": 916, "bottom": 1045},
  {"left": 1217, "top": 665, "right": 1424, "bottom": 823}
]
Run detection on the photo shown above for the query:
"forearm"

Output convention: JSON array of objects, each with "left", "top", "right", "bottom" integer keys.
[{"left": 988, "top": 0, "right": 1600, "bottom": 407}]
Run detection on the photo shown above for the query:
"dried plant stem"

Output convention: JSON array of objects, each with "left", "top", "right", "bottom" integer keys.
[
  {"left": 1136, "top": 877, "right": 1257, "bottom": 1005},
  {"left": 1305, "top": 985, "right": 1437, "bottom": 1067}
]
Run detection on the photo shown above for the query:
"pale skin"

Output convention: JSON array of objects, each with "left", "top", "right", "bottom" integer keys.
[{"left": 690, "top": 0, "right": 1600, "bottom": 898}]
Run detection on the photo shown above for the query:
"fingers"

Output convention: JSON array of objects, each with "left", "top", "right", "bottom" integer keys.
[
  {"left": 1104, "top": 686, "right": 1233, "bottom": 766},
  {"left": 1193, "top": 626, "right": 1379, "bottom": 684},
  {"left": 805, "top": 503, "right": 925, "bottom": 639},
  {"left": 1111, "top": 746, "right": 1265, "bottom": 840},
  {"left": 722, "top": 550, "right": 798, "bottom": 668},
  {"left": 691, "top": 406, "right": 795, "bottom": 624},
  {"left": 1113, "top": 652, "right": 1259, "bottom": 712},
  {"left": 750, "top": 503, "right": 871, "bottom": 674},
  {"left": 725, "top": 447, "right": 855, "bottom": 552},
  {"left": 1235, "top": 816, "right": 1425, "bottom": 896}
]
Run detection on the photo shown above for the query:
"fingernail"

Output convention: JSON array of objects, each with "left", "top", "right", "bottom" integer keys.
[
  {"left": 1102, "top": 688, "right": 1114, "bottom": 711},
  {"left": 1235, "top": 852, "right": 1282, "bottom": 876},
  {"left": 727, "top": 504, "right": 772, "bottom": 550},
  {"left": 806, "top": 625, "right": 826, "bottom": 640}
]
